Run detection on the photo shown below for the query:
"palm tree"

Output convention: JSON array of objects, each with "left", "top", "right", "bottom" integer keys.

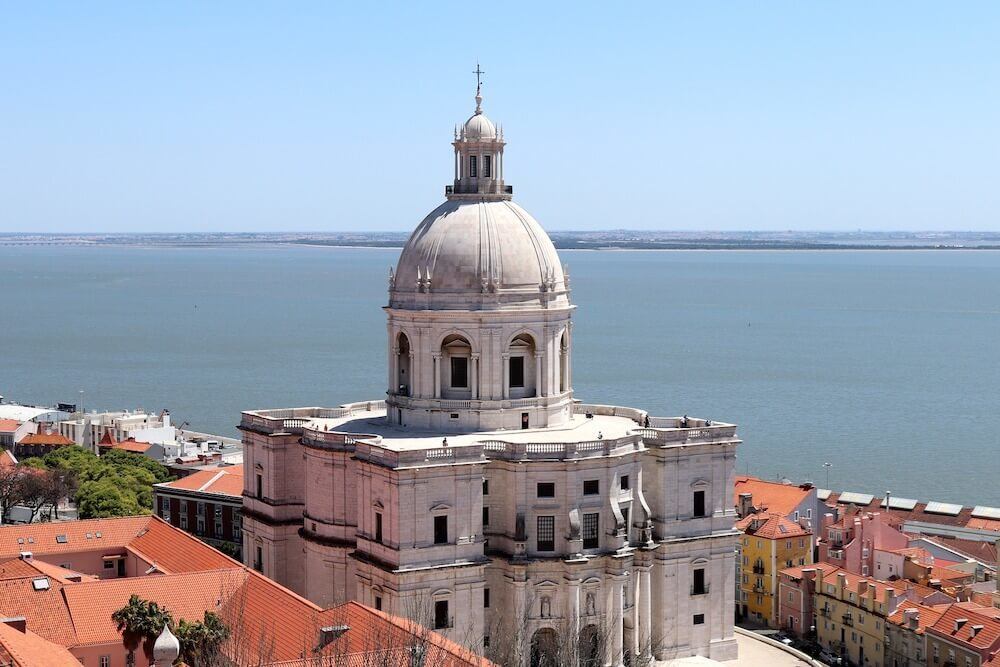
[
  {"left": 175, "top": 611, "right": 231, "bottom": 666},
  {"left": 112, "top": 595, "right": 174, "bottom": 666}
]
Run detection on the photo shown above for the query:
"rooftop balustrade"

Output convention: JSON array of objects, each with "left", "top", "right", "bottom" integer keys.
[
  {"left": 479, "top": 434, "right": 643, "bottom": 461},
  {"left": 240, "top": 401, "right": 386, "bottom": 434}
]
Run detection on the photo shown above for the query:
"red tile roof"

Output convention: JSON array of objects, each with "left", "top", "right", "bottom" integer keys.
[
  {"left": 887, "top": 600, "right": 948, "bottom": 634},
  {"left": 0, "top": 515, "right": 234, "bottom": 575},
  {"left": 737, "top": 512, "right": 811, "bottom": 539},
  {"left": 891, "top": 547, "right": 934, "bottom": 563},
  {"left": 0, "top": 451, "right": 16, "bottom": 471},
  {"left": 0, "top": 575, "right": 77, "bottom": 647},
  {"left": 157, "top": 464, "right": 243, "bottom": 498},
  {"left": 929, "top": 566, "right": 974, "bottom": 584},
  {"left": 62, "top": 569, "right": 247, "bottom": 646},
  {"left": 0, "top": 516, "right": 151, "bottom": 560},
  {"left": 0, "top": 420, "right": 21, "bottom": 433},
  {"left": 824, "top": 491, "right": 997, "bottom": 532},
  {"left": 0, "top": 517, "right": 493, "bottom": 666},
  {"left": 0, "top": 557, "right": 93, "bottom": 585},
  {"left": 307, "top": 601, "right": 495, "bottom": 667},
  {"left": 126, "top": 516, "right": 237, "bottom": 574},
  {"left": 735, "top": 476, "right": 812, "bottom": 518},
  {"left": 898, "top": 579, "right": 954, "bottom": 604},
  {"left": 968, "top": 517, "right": 1000, "bottom": 531},
  {"left": 927, "top": 603, "right": 1000, "bottom": 651},
  {"left": 780, "top": 562, "right": 842, "bottom": 580},
  {"left": 99, "top": 437, "right": 152, "bottom": 454},
  {"left": 0, "top": 622, "right": 81, "bottom": 667},
  {"left": 17, "top": 432, "right": 75, "bottom": 447},
  {"left": 815, "top": 568, "right": 902, "bottom": 600}
]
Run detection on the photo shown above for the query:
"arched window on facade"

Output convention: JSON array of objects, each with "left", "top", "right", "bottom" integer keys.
[
  {"left": 530, "top": 628, "right": 559, "bottom": 667},
  {"left": 559, "top": 329, "right": 569, "bottom": 394},
  {"left": 507, "top": 333, "right": 537, "bottom": 399},
  {"left": 396, "top": 332, "right": 411, "bottom": 396},
  {"left": 441, "top": 334, "right": 472, "bottom": 398}
]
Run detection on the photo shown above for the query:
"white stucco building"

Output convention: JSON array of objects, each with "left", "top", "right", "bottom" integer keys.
[{"left": 240, "top": 82, "right": 740, "bottom": 666}]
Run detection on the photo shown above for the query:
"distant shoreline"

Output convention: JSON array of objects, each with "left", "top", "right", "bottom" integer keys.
[
  {"left": 4, "top": 240, "right": 1000, "bottom": 251},
  {"left": 4, "top": 230, "right": 1000, "bottom": 252}
]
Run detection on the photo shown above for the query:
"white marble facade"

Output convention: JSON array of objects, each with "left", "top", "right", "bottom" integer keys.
[{"left": 240, "top": 84, "right": 740, "bottom": 666}]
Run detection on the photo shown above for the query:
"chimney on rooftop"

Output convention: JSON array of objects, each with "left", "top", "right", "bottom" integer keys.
[
  {"left": 738, "top": 493, "right": 753, "bottom": 518},
  {"left": 18, "top": 552, "right": 31, "bottom": 561},
  {"left": 1, "top": 617, "right": 26, "bottom": 633},
  {"left": 903, "top": 609, "right": 919, "bottom": 630},
  {"left": 858, "top": 581, "right": 869, "bottom": 596}
]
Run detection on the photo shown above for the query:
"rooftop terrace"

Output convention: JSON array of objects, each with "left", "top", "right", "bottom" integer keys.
[{"left": 240, "top": 400, "right": 738, "bottom": 468}]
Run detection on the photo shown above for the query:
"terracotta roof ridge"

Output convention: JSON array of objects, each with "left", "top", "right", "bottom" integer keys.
[
  {"left": 198, "top": 469, "right": 229, "bottom": 492},
  {"left": 59, "top": 586, "right": 82, "bottom": 646},
  {"left": 244, "top": 566, "right": 325, "bottom": 612},
  {"left": 123, "top": 544, "right": 175, "bottom": 575}
]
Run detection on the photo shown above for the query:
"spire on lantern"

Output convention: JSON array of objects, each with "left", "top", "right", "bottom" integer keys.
[{"left": 473, "top": 62, "right": 485, "bottom": 114}]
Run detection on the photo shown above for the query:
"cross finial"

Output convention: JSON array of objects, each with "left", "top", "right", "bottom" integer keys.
[{"left": 473, "top": 62, "right": 485, "bottom": 114}]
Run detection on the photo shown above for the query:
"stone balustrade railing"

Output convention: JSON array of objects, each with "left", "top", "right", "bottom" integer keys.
[
  {"left": 241, "top": 400, "right": 386, "bottom": 434},
  {"left": 479, "top": 434, "right": 643, "bottom": 461}
]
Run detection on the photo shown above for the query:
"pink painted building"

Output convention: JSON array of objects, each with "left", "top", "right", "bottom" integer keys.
[
  {"left": 778, "top": 562, "right": 842, "bottom": 637},
  {"left": 818, "top": 507, "right": 908, "bottom": 577}
]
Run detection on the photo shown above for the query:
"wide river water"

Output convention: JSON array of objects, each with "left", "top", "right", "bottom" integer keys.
[{"left": 2, "top": 246, "right": 998, "bottom": 505}]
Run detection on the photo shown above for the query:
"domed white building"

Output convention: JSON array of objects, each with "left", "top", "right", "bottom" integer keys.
[{"left": 240, "top": 81, "right": 739, "bottom": 666}]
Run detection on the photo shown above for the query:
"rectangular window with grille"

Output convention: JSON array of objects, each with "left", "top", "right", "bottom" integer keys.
[
  {"left": 483, "top": 154, "right": 492, "bottom": 178},
  {"left": 583, "top": 512, "right": 599, "bottom": 549},
  {"left": 469, "top": 155, "right": 478, "bottom": 178},
  {"left": 536, "top": 516, "right": 555, "bottom": 551}
]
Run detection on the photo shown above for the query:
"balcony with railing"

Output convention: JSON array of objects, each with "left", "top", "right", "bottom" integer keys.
[
  {"left": 841, "top": 613, "right": 854, "bottom": 627},
  {"left": 240, "top": 401, "right": 386, "bottom": 435}
]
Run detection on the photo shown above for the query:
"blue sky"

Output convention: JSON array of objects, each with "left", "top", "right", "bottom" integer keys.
[{"left": 2, "top": 2, "right": 999, "bottom": 232}]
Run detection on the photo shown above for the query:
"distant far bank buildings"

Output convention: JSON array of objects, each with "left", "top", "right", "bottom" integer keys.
[{"left": 0, "top": 399, "right": 241, "bottom": 470}]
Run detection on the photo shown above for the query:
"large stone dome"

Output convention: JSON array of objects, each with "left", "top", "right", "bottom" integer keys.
[{"left": 389, "top": 199, "right": 569, "bottom": 311}]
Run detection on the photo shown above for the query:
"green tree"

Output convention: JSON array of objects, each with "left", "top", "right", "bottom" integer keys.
[
  {"left": 175, "top": 611, "right": 230, "bottom": 666},
  {"left": 34, "top": 445, "right": 172, "bottom": 518},
  {"left": 76, "top": 479, "right": 140, "bottom": 518},
  {"left": 112, "top": 595, "right": 174, "bottom": 665}
]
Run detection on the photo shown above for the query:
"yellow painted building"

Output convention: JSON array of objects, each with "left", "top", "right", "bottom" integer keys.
[
  {"left": 814, "top": 568, "right": 904, "bottom": 667},
  {"left": 737, "top": 512, "right": 812, "bottom": 627}
]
